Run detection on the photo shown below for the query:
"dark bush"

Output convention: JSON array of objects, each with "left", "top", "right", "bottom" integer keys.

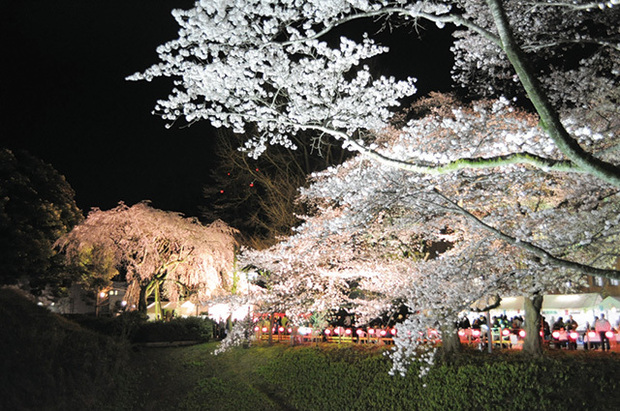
[
  {"left": 133, "top": 317, "right": 214, "bottom": 343},
  {"left": 65, "top": 310, "right": 148, "bottom": 340}
]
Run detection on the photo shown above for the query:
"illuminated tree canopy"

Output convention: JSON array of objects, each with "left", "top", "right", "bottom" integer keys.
[
  {"left": 129, "top": 0, "right": 619, "bottom": 185},
  {"left": 130, "top": 0, "right": 619, "bottom": 370},
  {"left": 56, "top": 202, "right": 240, "bottom": 314},
  {"left": 244, "top": 94, "right": 620, "bottom": 372}
]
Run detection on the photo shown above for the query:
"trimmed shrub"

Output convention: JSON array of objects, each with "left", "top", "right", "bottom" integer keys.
[{"left": 133, "top": 316, "right": 214, "bottom": 343}]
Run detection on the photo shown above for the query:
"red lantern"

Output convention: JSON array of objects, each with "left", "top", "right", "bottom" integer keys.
[
  {"left": 605, "top": 331, "right": 614, "bottom": 339},
  {"left": 519, "top": 330, "right": 526, "bottom": 338},
  {"left": 552, "top": 331, "right": 560, "bottom": 339},
  {"left": 368, "top": 328, "right": 375, "bottom": 335},
  {"left": 502, "top": 329, "right": 510, "bottom": 336},
  {"left": 345, "top": 329, "right": 352, "bottom": 335},
  {"left": 324, "top": 329, "right": 331, "bottom": 335},
  {"left": 356, "top": 329, "right": 364, "bottom": 336}
]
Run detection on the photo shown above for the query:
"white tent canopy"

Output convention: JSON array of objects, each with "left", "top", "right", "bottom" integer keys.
[
  {"left": 483, "top": 293, "right": 610, "bottom": 329},
  {"left": 492, "top": 293, "right": 603, "bottom": 312}
]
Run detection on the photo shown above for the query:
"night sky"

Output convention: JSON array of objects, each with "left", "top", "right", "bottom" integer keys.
[{"left": 1, "top": 0, "right": 452, "bottom": 218}]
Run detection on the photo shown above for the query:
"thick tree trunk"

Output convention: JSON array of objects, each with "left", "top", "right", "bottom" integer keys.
[
  {"left": 138, "top": 284, "right": 148, "bottom": 313},
  {"left": 440, "top": 320, "right": 462, "bottom": 359},
  {"left": 268, "top": 312, "right": 275, "bottom": 345},
  {"left": 523, "top": 294, "right": 544, "bottom": 357}
]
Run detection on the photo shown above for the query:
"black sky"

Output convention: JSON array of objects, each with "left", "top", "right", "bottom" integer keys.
[
  {"left": 1, "top": 1, "right": 453, "bottom": 218},
  {"left": 1, "top": 0, "right": 217, "bottom": 216}
]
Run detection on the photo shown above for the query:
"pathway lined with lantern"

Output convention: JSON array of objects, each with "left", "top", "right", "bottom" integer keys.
[{"left": 253, "top": 324, "right": 619, "bottom": 351}]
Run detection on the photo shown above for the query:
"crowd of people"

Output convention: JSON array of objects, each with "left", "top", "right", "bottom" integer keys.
[{"left": 458, "top": 312, "right": 617, "bottom": 351}]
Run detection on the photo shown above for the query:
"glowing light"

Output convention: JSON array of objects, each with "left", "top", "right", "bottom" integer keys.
[
  {"left": 298, "top": 326, "right": 311, "bottom": 335},
  {"left": 324, "top": 329, "right": 331, "bottom": 335},
  {"left": 391, "top": 328, "right": 397, "bottom": 335},
  {"left": 121, "top": 300, "right": 127, "bottom": 307},
  {"left": 254, "top": 326, "right": 259, "bottom": 332},
  {"left": 345, "top": 329, "right": 352, "bottom": 335},
  {"left": 287, "top": 328, "right": 292, "bottom": 333},
  {"left": 262, "top": 327, "right": 268, "bottom": 333},
  {"left": 356, "top": 329, "right": 364, "bottom": 336},
  {"left": 380, "top": 330, "right": 387, "bottom": 336},
  {"left": 99, "top": 292, "right": 106, "bottom": 298},
  {"left": 502, "top": 329, "right": 510, "bottom": 336},
  {"left": 588, "top": 331, "right": 597, "bottom": 339},
  {"left": 220, "top": 190, "right": 224, "bottom": 194},
  {"left": 472, "top": 329, "right": 481, "bottom": 337},
  {"left": 458, "top": 330, "right": 465, "bottom": 337},
  {"left": 249, "top": 182, "right": 254, "bottom": 187},
  {"left": 552, "top": 331, "right": 560, "bottom": 339},
  {"left": 278, "top": 326, "right": 284, "bottom": 333},
  {"left": 606, "top": 331, "right": 614, "bottom": 339},
  {"left": 569, "top": 332, "right": 579, "bottom": 340},
  {"left": 368, "top": 328, "right": 375, "bottom": 335},
  {"left": 519, "top": 330, "right": 526, "bottom": 338}
]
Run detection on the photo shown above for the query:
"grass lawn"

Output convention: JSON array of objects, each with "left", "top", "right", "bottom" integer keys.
[{"left": 126, "top": 342, "right": 289, "bottom": 411}]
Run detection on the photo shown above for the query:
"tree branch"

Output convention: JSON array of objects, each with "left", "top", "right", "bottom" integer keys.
[
  {"left": 486, "top": 0, "right": 620, "bottom": 188},
  {"left": 306, "top": 124, "right": 581, "bottom": 174},
  {"left": 432, "top": 188, "right": 620, "bottom": 280}
]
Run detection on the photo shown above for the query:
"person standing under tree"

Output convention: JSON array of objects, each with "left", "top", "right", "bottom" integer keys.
[{"left": 594, "top": 314, "right": 612, "bottom": 351}]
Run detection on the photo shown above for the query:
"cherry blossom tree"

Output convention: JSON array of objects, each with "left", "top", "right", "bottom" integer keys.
[
  {"left": 243, "top": 95, "right": 620, "bottom": 367},
  {"left": 56, "top": 202, "right": 240, "bottom": 317},
  {"left": 129, "top": 1, "right": 620, "bottom": 369},
  {"left": 128, "top": 0, "right": 619, "bottom": 186}
]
